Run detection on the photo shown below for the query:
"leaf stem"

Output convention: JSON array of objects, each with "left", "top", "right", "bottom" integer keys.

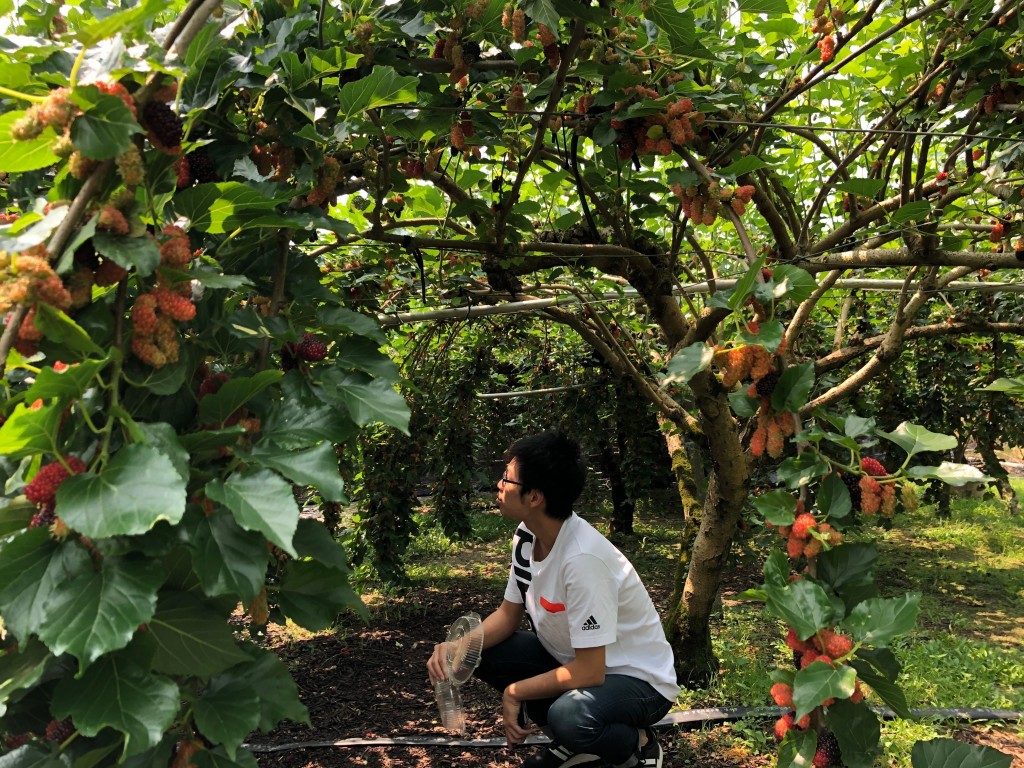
[
  {"left": 69, "top": 44, "right": 89, "bottom": 91},
  {"left": 0, "top": 85, "right": 45, "bottom": 103}
]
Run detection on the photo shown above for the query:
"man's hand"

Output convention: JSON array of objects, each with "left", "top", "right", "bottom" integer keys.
[
  {"left": 426, "top": 642, "right": 449, "bottom": 684},
  {"left": 501, "top": 687, "right": 534, "bottom": 745}
]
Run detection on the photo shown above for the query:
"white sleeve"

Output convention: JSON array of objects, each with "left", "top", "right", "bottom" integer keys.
[{"left": 564, "top": 554, "right": 617, "bottom": 648}]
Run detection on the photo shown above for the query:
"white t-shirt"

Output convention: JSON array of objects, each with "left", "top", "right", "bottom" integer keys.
[{"left": 503, "top": 513, "right": 680, "bottom": 702}]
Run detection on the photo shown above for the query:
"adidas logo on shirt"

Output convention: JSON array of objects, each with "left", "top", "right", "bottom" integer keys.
[{"left": 581, "top": 615, "right": 600, "bottom": 631}]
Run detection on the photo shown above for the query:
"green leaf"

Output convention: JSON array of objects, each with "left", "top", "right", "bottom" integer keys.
[
  {"left": 178, "top": 425, "right": 246, "bottom": 454},
  {"left": 771, "top": 266, "right": 817, "bottom": 304},
  {"left": 58, "top": 444, "right": 187, "bottom": 538},
  {"left": 728, "top": 388, "right": 759, "bottom": 417},
  {"left": 243, "top": 442, "right": 345, "bottom": 502},
  {"left": 906, "top": 462, "right": 992, "bottom": 486},
  {"left": 522, "top": 0, "right": 559, "bottom": 31},
  {"left": 0, "top": 638, "right": 50, "bottom": 717},
  {"left": 51, "top": 653, "right": 178, "bottom": 758},
  {"left": 0, "top": 533, "right": 91, "bottom": 640},
  {"left": 817, "top": 473, "right": 852, "bottom": 520},
  {"left": 0, "top": 206, "right": 66, "bottom": 253},
  {"left": 777, "top": 452, "right": 831, "bottom": 488},
  {"left": 32, "top": 303, "right": 105, "bottom": 357},
  {"left": 0, "top": 743, "right": 68, "bottom": 766},
  {"left": 763, "top": 550, "right": 791, "bottom": 588},
  {"left": 728, "top": 256, "right": 766, "bottom": 310},
  {"left": 777, "top": 728, "right": 817, "bottom": 768},
  {"left": 174, "top": 183, "right": 279, "bottom": 233},
  {"left": 911, "top": 738, "right": 1012, "bottom": 768},
  {"left": 842, "top": 593, "right": 920, "bottom": 646},
  {"left": 826, "top": 700, "right": 882, "bottom": 768},
  {"left": 293, "top": 518, "right": 350, "bottom": 572},
  {"left": 135, "top": 422, "right": 190, "bottom": 483},
  {"left": 0, "top": 400, "right": 63, "bottom": 460},
  {"left": 853, "top": 647, "right": 902, "bottom": 682},
  {"left": 772, "top": 362, "right": 815, "bottom": 412},
  {"left": 229, "top": 648, "right": 309, "bottom": 731},
  {"left": 323, "top": 372, "right": 410, "bottom": 433},
  {"left": 92, "top": 233, "right": 161, "bottom": 277},
  {"left": 259, "top": 398, "right": 356, "bottom": 449},
  {"left": 890, "top": 200, "right": 931, "bottom": 225},
  {"left": 279, "top": 559, "right": 363, "bottom": 630},
  {"left": 793, "top": 660, "right": 856, "bottom": 720},
  {"left": 193, "top": 677, "right": 260, "bottom": 760},
  {"left": 644, "top": 0, "right": 711, "bottom": 57},
  {"left": 70, "top": 95, "right": 141, "bottom": 160},
  {"left": 193, "top": 747, "right": 260, "bottom": 768},
  {"left": 740, "top": 319, "right": 785, "bottom": 350},
  {"left": 318, "top": 305, "right": 387, "bottom": 343},
  {"left": 74, "top": 0, "right": 163, "bottom": 46},
  {"left": 849, "top": 659, "right": 911, "bottom": 717},
  {"left": 21, "top": 358, "right": 107, "bottom": 404},
  {"left": 753, "top": 490, "right": 797, "bottom": 526},
  {"left": 333, "top": 336, "right": 399, "bottom": 381},
  {"left": 719, "top": 155, "right": 769, "bottom": 177},
  {"left": 189, "top": 507, "right": 268, "bottom": 604},
  {"left": 338, "top": 66, "right": 418, "bottom": 120},
  {"left": 877, "top": 422, "right": 957, "bottom": 457},
  {"left": 0, "top": 111, "right": 58, "bottom": 172},
  {"left": 147, "top": 593, "right": 250, "bottom": 677},
  {"left": 0, "top": 497, "right": 34, "bottom": 537},
  {"left": 835, "top": 178, "right": 885, "bottom": 197},
  {"left": 36, "top": 557, "right": 163, "bottom": 670},
  {"left": 980, "top": 376, "right": 1024, "bottom": 395},
  {"left": 844, "top": 415, "right": 874, "bottom": 438},
  {"left": 738, "top": 0, "right": 790, "bottom": 14},
  {"left": 817, "top": 543, "right": 878, "bottom": 609},
  {"left": 198, "top": 370, "right": 282, "bottom": 426},
  {"left": 661, "top": 343, "right": 715, "bottom": 385},
  {"left": 205, "top": 469, "right": 300, "bottom": 556},
  {"left": 765, "top": 579, "right": 837, "bottom": 640}
]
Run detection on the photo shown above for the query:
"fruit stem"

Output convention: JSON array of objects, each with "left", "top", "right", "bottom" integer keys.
[
  {"left": 69, "top": 45, "right": 89, "bottom": 92},
  {"left": 0, "top": 85, "right": 45, "bottom": 103}
]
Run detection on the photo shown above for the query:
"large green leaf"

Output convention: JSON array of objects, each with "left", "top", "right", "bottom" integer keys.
[
  {"left": 826, "top": 700, "right": 882, "bottom": 768},
  {"left": 0, "top": 638, "right": 51, "bottom": 717},
  {"left": 848, "top": 660, "right": 912, "bottom": 718},
  {"left": 147, "top": 593, "right": 250, "bottom": 677},
  {"left": 765, "top": 579, "right": 837, "bottom": 640},
  {"left": 738, "top": 0, "right": 790, "bottom": 13},
  {"left": 174, "top": 183, "right": 279, "bottom": 233},
  {"left": 135, "top": 422, "right": 191, "bottom": 483},
  {"left": 334, "top": 336, "right": 400, "bottom": 381},
  {"left": 0, "top": 743, "right": 67, "bottom": 766},
  {"left": 660, "top": 343, "right": 715, "bottom": 386},
  {"left": 20, "top": 357, "right": 108, "bottom": 404},
  {"left": 193, "top": 747, "right": 260, "bottom": 768},
  {"left": 192, "top": 676, "right": 260, "bottom": 760},
  {"left": 318, "top": 305, "right": 387, "bottom": 343},
  {"left": 816, "top": 543, "right": 878, "bottom": 609},
  {"left": 73, "top": 0, "right": 163, "bottom": 46},
  {"left": 0, "top": 111, "right": 58, "bottom": 172},
  {"left": 92, "top": 233, "right": 161, "bottom": 277},
  {"left": 58, "top": 444, "right": 187, "bottom": 538},
  {"left": 792, "top": 660, "right": 856, "bottom": 720},
  {"left": 228, "top": 649, "right": 309, "bottom": 732},
  {"left": 322, "top": 372, "right": 410, "bottom": 432},
  {"left": 0, "top": 400, "right": 63, "bottom": 460},
  {"left": 243, "top": 442, "right": 345, "bottom": 502},
  {"left": 752, "top": 489, "right": 797, "bottom": 526},
  {"left": 205, "top": 469, "right": 300, "bottom": 556},
  {"left": 279, "top": 559, "right": 363, "bottom": 630},
  {"left": 842, "top": 593, "right": 920, "bottom": 646},
  {"left": 51, "top": 653, "right": 178, "bottom": 758},
  {"left": 777, "top": 728, "right": 816, "bottom": 768},
  {"left": 771, "top": 266, "right": 817, "bottom": 304},
  {"left": 32, "top": 303, "right": 105, "bottom": 357},
  {"left": 198, "top": 370, "right": 282, "bottom": 426},
  {"left": 911, "top": 738, "right": 1012, "bottom": 768},
  {"left": 338, "top": 66, "right": 418, "bottom": 120},
  {"left": 69, "top": 94, "right": 141, "bottom": 160},
  {"left": 36, "top": 557, "right": 163, "bottom": 670},
  {"left": 816, "top": 472, "right": 852, "bottom": 520},
  {"left": 906, "top": 462, "right": 991, "bottom": 487},
  {"left": 0, "top": 532, "right": 92, "bottom": 640},
  {"left": 772, "top": 362, "right": 815, "bottom": 412},
  {"left": 980, "top": 376, "right": 1024, "bottom": 395},
  {"left": 877, "top": 422, "right": 957, "bottom": 457},
  {"left": 293, "top": 518, "right": 350, "bottom": 572},
  {"left": 189, "top": 508, "right": 268, "bottom": 603},
  {"left": 258, "top": 398, "right": 355, "bottom": 449},
  {"left": 644, "top": 0, "right": 712, "bottom": 57},
  {"left": 777, "top": 452, "right": 831, "bottom": 488},
  {"left": 0, "top": 497, "right": 33, "bottom": 537}
]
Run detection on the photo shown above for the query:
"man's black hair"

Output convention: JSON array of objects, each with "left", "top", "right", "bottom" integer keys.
[{"left": 506, "top": 432, "right": 586, "bottom": 520}]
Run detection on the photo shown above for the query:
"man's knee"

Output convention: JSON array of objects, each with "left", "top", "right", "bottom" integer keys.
[{"left": 547, "top": 689, "right": 600, "bottom": 748}]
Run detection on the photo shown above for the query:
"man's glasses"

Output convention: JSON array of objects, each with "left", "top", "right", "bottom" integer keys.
[{"left": 499, "top": 474, "right": 524, "bottom": 487}]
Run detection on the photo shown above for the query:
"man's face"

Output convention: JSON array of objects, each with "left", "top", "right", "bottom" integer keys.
[{"left": 496, "top": 460, "right": 528, "bottom": 520}]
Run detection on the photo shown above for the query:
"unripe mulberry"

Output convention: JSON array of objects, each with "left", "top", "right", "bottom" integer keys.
[
  {"left": 751, "top": 426, "right": 767, "bottom": 457},
  {"left": 153, "top": 288, "right": 196, "bottom": 322},
  {"left": 802, "top": 537, "right": 822, "bottom": 558},
  {"left": 900, "top": 482, "right": 919, "bottom": 511},
  {"left": 512, "top": 8, "right": 526, "bottom": 42},
  {"left": 11, "top": 107, "right": 45, "bottom": 140},
  {"left": 766, "top": 422, "right": 785, "bottom": 458},
  {"left": 159, "top": 230, "right": 192, "bottom": 268},
  {"left": 786, "top": 534, "right": 804, "bottom": 559},
  {"left": 132, "top": 295, "right": 159, "bottom": 334},
  {"left": 818, "top": 34, "right": 835, "bottom": 62},
  {"left": 506, "top": 84, "right": 527, "bottom": 113},
  {"left": 450, "top": 122, "right": 466, "bottom": 151},
  {"left": 38, "top": 88, "right": 76, "bottom": 130},
  {"left": 141, "top": 101, "right": 183, "bottom": 153},
  {"left": 68, "top": 150, "right": 98, "bottom": 180},
  {"left": 95, "top": 80, "right": 137, "bottom": 119},
  {"left": 116, "top": 144, "right": 145, "bottom": 185},
  {"left": 97, "top": 205, "right": 129, "bottom": 235},
  {"left": 749, "top": 345, "right": 773, "bottom": 380},
  {"left": 132, "top": 335, "right": 167, "bottom": 368},
  {"left": 770, "top": 683, "right": 794, "bottom": 707}
]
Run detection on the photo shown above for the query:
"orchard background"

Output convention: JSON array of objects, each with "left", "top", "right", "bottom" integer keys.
[{"left": 1, "top": 0, "right": 1022, "bottom": 765}]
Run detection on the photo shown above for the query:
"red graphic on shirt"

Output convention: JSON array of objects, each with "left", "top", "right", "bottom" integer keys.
[{"left": 540, "top": 596, "right": 566, "bottom": 613}]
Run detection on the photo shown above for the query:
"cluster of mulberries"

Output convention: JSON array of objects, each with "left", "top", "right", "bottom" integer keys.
[
  {"left": 0, "top": 249, "right": 72, "bottom": 317},
  {"left": 43, "top": 719, "right": 74, "bottom": 744},
  {"left": 305, "top": 157, "right": 340, "bottom": 207},
  {"left": 501, "top": 4, "right": 527, "bottom": 43},
  {"left": 671, "top": 181, "right": 755, "bottom": 226},
  {"left": 96, "top": 205, "right": 129, "bottom": 235},
  {"left": 3, "top": 732, "right": 33, "bottom": 750},
  {"left": 612, "top": 94, "right": 705, "bottom": 160},
  {"left": 536, "top": 24, "right": 560, "bottom": 68},
  {"left": 24, "top": 457, "right": 87, "bottom": 531},
  {"left": 785, "top": 626, "right": 866, "bottom": 699},
  {"left": 10, "top": 88, "right": 77, "bottom": 141},
  {"left": 399, "top": 156, "right": 425, "bottom": 179},
  {"left": 280, "top": 332, "right": 330, "bottom": 371},
  {"left": 774, "top": 509, "right": 843, "bottom": 559},
  {"left": 198, "top": 371, "right": 230, "bottom": 400},
  {"left": 130, "top": 286, "right": 194, "bottom": 368},
  {"left": 858, "top": 457, "right": 897, "bottom": 516},
  {"left": 810, "top": 0, "right": 842, "bottom": 63},
  {"left": 752, "top": 405, "right": 796, "bottom": 459},
  {"left": 158, "top": 225, "right": 194, "bottom": 268},
  {"left": 141, "top": 101, "right": 183, "bottom": 154},
  {"left": 68, "top": 149, "right": 98, "bottom": 180}
]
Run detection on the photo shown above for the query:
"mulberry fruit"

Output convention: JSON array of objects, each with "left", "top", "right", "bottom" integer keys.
[
  {"left": 751, "top": 426, "right": 767, "bottom": 457},
  {"left": 819, "top": 629, "right": 853, "bottom": 658},
  {"left": 860, "top": 457, "right": 887, "bottom": 476},
  {"left": 11, "top": 108, "right": 45, "bottom": 140},
  {"left": 198, "top": 372, "right": 229, "bottom": 399},
  {"left": 24, "top": 457, "right": 87, "bottom": 506},
  {"left": 791, "top": 513, "right": 817, "bottom": 540},
  {"left": 299, "top": 332, "right": 328, "bottom": 361},
  {"left": 29, "top": 504, "right": 57, "bottom": 528},
  {"left": 95, "top": 80, "right": 137, "bottom": 119},
  {"left": 97, "top": 205, "right": 129, "bottom": 235},
  {"left": 141, "top": 101, "right": 183, "bottom": 153},
  {"left": 153, "top": 288, "right": 196, "bottom": 322},
  {"left": 813, "top": 730, "right": 842, "bottom": 767},
  {"left": 38, "top": 88, "right": 76, "bottom": 130},
  {"left": 174, "top": 156, "right": 191, "bottom": 188},
  {"left": 770, "top": 683, "right": 794, "bottom": 707},
  {"left": 839, "top": 472, "right": 862, "bottom": 509},
  {"left": 131, "top": 294, "right": 159, "bottom": 334},
  {"left": 44, "top": 718, "right": 74, "bottom": 744},
  {"left": 95, "top": 259, "right": 128, "bottom": 286},
  {"left": 774, "top": 712, "right": 794, "bottom": 741},
  {"left": 68, "top": 150, "right": 98, "bottom": 180},
  {"left": 755, "top": 368, "right": 780, "bottom": 397},
  {"left": 786, "top": 534, "right": 804, "bottom": 559},
  {"left": 766, "top": 423, "right": 785, "bottom": 458},
  {"left": 188, "top": 147, "right": 219, "bottom": 183},
  {"left": 116, "top": 144, "right": 145, "bottom": 185}
]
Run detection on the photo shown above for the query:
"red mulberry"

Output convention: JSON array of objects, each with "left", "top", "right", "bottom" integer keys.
[
  {"left": 24, "top": 457, "right": 87, "bottom": 506},
  {"left": 860, "top": 457, "right": 887, "bottom": 476}
]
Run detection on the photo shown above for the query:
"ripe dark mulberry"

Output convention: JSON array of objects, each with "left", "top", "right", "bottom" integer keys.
[
  {"left": 755, "top": 368, "right": 780, "bottom": 397},
  {"left": 299, "top": 333, "right": 328, "bottom": 361},
  {"left": 187, "top": 147, "right": 219, "bottom": 183},
  {"left": 29, "top": 504, "right": 57, "bottom": 529},
  {"left": 141, "top": 101, "right": 183, "bottom": 152},
  {"left": 813, "top": 730, "right": 842, "bottom": 767},
  {"left": 44, "top": 718, "right": 74, "bottom": 744},
  {"left": 839, "top": 471, "right": 862, "bottom": 509}
]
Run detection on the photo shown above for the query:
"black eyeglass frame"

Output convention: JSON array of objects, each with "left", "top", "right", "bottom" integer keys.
[{"left": 499, "top": 473, "right": 524, "bottom": 487}]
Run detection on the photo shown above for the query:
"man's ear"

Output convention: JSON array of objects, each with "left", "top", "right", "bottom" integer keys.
[{"left": 527, "top": 488, "right": 545, "bottom": 509}]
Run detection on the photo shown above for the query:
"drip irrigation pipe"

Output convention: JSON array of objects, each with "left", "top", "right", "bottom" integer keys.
[{"left": 245, "top": 706, "right": 1023, "bottom": 752}]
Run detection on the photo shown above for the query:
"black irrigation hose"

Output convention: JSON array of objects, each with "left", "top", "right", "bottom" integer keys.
[{"left": 245, "top": 706, "right": 1024, "bottom": 752}]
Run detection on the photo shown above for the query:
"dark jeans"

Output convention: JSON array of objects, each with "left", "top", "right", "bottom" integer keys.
[{"left": 474, "top": 631, "right": 674, "bottom": 765}]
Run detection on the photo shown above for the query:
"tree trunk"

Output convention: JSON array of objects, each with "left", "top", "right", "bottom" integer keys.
[
  {"left": 600, "top": 438, "right": 634, "bottom": 535},
  {"left": 976, "top": 430, "right": 1020, "bottom": 515}
]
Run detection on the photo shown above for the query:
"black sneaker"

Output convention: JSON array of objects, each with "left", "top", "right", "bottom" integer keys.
[
  {"left": 638, "top": 728, "right": 663, "bottom": 768},
  {"left": 521, "top": 742, "right": 603, "bottom": 767}
]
